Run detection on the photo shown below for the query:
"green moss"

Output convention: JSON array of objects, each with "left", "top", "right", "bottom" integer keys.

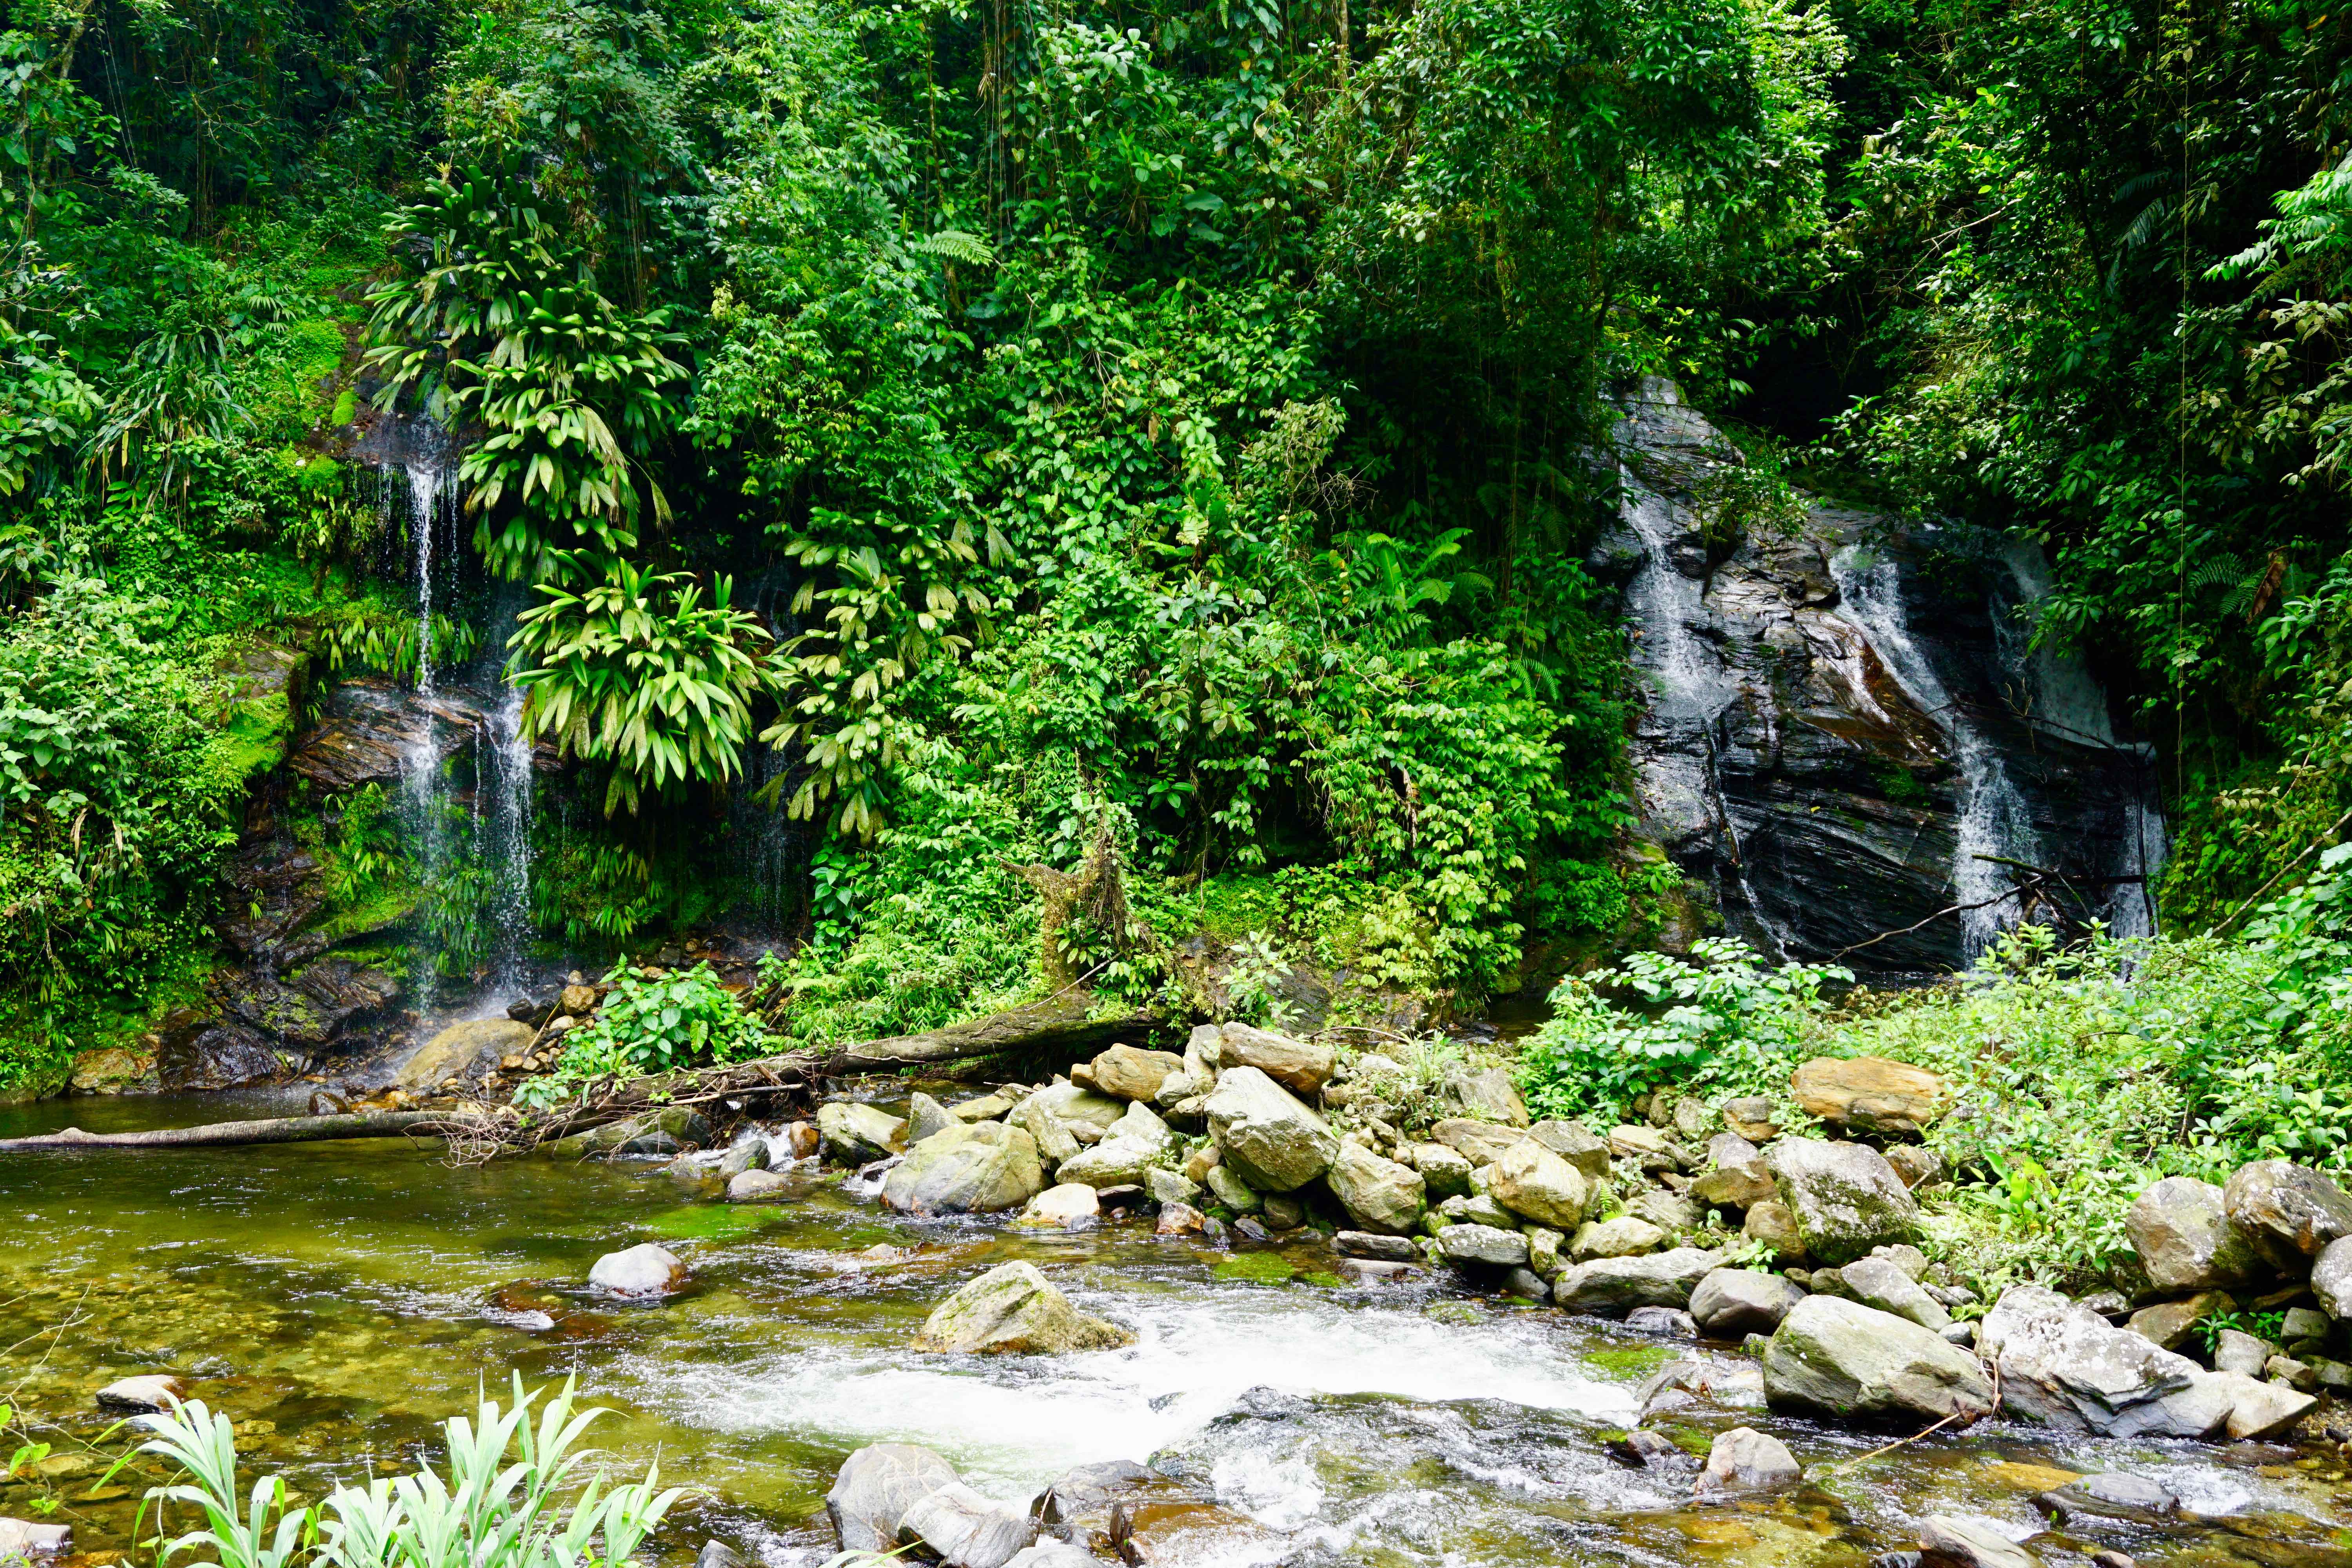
[
  {"left": 642, "top": 1205, "right": 788, "bottom": 1241},
  {"left": 1212, "top": 1252, "right": 1299, "bottom": 1285},
  {"left": 1582, "top": 1345, "right": 1675, "bottom": 1378}
]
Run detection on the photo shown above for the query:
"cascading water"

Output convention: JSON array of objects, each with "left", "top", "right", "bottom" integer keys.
[
  {"left": 1831, "top": 543, "right": 2038, "bottom": 957},
  {"left": 1994, "top": 542, "right": 2168, "bottom": 939},
  {"left": 364, "top": 415, "right": 541, "bottom": 1007}
]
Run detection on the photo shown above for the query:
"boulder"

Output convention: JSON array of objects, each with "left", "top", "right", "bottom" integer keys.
[
  {"left": 1767, "top": 1139, "right": 1919, "bottom": 1265},
  {"left": 1791, "top": 1056, "right": 1951, "bottom": 1135},
  {"left": 1839, "top": 1256, "right": 1949, "bottom": 1331},
  {"left": 1410, "top": 1142, "right": 1476, "bottom": 1198},
  {"left": 1691, "top": 1133, "right": 1774, "bottom": 1209},
  {"left": 1205, "top": 1164, "right": 1261, "bottom": 1212},
  {"left": 904, "top": 1092, "right": 956, "bottom": 1144},
  {"left": 1551, "top": 1247, "right": 1722, "bottom": 1317},
  {"left": 1055, "top": 1136, "right": 1157, "bottom": 1189},
  {"left": 912, "top": 1263, "right": 1132, "bottom": 1354},
  {"left": 1337, "top": 1230, "right": 1422, "bottom": 1262},
  {"left": 558, "top": 1105, "right": 712, "bottom": 1158},
  {"left": 1326, "top": 1143, "right": 1428, "bottom": 1234},
  {"left": 1443, "top": 1193, "right": 1519, "bottom": 1229},
  {"left": 1448, "top": 1065, "right": 1531, "bottom": 1126},
  {"left": 1690, "top": 1269, "right": 1807, "bottom": 1339},
  {"left": 1088, "top": 1045, "right": 1185, "bottom": 1102},
  {"left": 588, "top": 1243, "right": 688, "bottom": 1298},
  {"left": 1429, "top": 1118, "right": 1527, "bottom": 1166},
  {"left": 1146, "top": 1167, "right": 1203, "bottom": 1207},
  {"left": 897, "top": 1483, "right": 1036, "bottom": 1568},
  {"left": 1568, "top": 1217, "right": 1666, "bottom": 1260},
  {"left": 1918, "top": 1516, "right": 2038, "bottom": 1568},
  {"left": 727, "top": 1169, "right": 795, "bottom": 1201},
  {"left": 1016, "top": 1083, "right": 1127, "bottom": 1145},
  {"left": 716, "top": 1130, "right": 771, "bottom": 1179},
  {"left": 1437, "top": 1223, "right": 1530, "bottom": 1268},
  {"left": 1155, "top": 1201, "right": 1206, "bottom": 1236},
  {"left": 882, "top": 1122, "right": 1047, "bottom": 1214},
  {"left": 1886, "top": 1145, "right": 1947, "bottom": 1189},
  {"left": 2223, "top": 1160, "right": 2352, "bottom": 1264},
  {"left": 818, "top": 1101, "right": 908, "bottom": 1163},
  {"left": 2211, "top": 1328, "right": 2271, "bottom": 1377},
  {"left": 1632, "top": 1189, "right": 1701, "bottom": 1232},
  {"left": 2124, "top": 1289, "right": 2235, "bottom": 1352},
  {"left": 2204, "top": 1370, "right": 2318, "bottom": 1438},
  {"left": 828, "top": 1445, "right": 960, "bottom": 1553},
  {"left": 1490, "top": 1138, "right": 1591, "bottom": 1230},
  {"left": 1976, "top": 1285, "right": 2200, "bottom": 1436},
  {"left": 95, "top": 1374, "right": 186, "bottom": 1413},
  {"left": 1695, "top": 1428, "right": 1801, "bottom": 1497},
  {"left": 1217, "top": 1022, "right": 1336, "bottom": 1094},
  {"left": 695, "top": 1541, "right": 746, "bottom": 1568},
  {"left": 1013, "top": 1184, "right": 1102, "bottom": 1230},
  {"left": 1204, "top": 1067, "right": 1336, "bottom": 1192},
  {"left": 1762, "top": 1296, "right": 1994, "bottom": 1423},
  {"left": 1527, "top": 1225, "right": 1564, "bottom": 1278},
  {"left": 1743, "top": 1199, "right": 1806, "bottom": 1259},
  {"left": 1609, "top": 1125, "right": 1673, "bottom": 1159},
  {"left": 397, "top": 1018, "right": 535, "bottom": 1089},
  {"left": 1528, "top": 1120, "right": 1612, "bottom": 1180},
  {"left": 2313, "top": 1234, "right": 2352, "bottom": 1319},
  {"left": 1722, "top": 1096, "right": 1779, "bottom": 1141},
  {"left": 2127, "top": 1176, "right": 2262, "bottom": 1290},
  {"left": 69, "top": 1045, "right": 156, "bottom": 1094}
]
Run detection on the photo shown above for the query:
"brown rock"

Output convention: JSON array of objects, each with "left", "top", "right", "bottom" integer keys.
[
  {"left": 1216, "top": 1022, "right": 1336, "bottom": 1094},
  {"left": 2126, "top": 1290, "right": 2236, "bottom": 1351},
  {"left": 1087, "top": 1045, "right": 1185, "bottom": 1102},
  {"left": 1792, "top": 1056, "right": 1952, "bottom": 1135},
  {"left": 560, "top": 982, "right": 599, "bottom": 1016},
  {"left": 1744, "top": 1199, "right": 1807, "bottom": 1261}
]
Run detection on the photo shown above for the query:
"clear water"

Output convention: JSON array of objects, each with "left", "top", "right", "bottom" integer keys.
[{"left": 5, "top": 1094, "right": 2347, "bottom": 1568}]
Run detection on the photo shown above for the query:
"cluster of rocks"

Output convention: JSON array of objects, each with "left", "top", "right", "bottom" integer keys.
[{"left": 821, "top": 1442, "right": 1267, "bottom": 1568}]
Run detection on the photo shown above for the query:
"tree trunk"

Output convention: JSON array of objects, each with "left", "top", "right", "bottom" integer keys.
[{"left": 0, "top": 1111, "right": 463, "bottom": 1152}]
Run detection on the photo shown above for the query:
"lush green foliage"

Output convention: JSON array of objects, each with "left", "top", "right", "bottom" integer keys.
[{"left": 519, "top": 959, "right": 769, "bottom": 1106}]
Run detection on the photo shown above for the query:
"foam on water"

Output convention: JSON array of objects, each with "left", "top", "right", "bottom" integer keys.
[{"left": 617, "top": 1281, "right": 1638, "bottom": 1505}]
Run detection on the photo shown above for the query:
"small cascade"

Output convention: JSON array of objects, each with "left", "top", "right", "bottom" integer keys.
[
  {"left": 359, "top": 414, "right": 542, "bottom": 1006},
  {"left": 1832, "top": 544, "right": 2038, "bottom": 958}
]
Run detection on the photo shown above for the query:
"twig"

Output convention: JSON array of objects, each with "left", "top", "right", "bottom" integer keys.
[{"left": 1827, "top": 1408, "right": 1965, "bottom": 1472}]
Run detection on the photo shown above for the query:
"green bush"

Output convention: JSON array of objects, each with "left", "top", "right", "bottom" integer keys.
[{"left": 519, "top": 960, "right": 770, "bottom": 1107}]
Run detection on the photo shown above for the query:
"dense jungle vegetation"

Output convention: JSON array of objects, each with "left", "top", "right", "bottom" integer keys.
[{"left": 14, "top": 0, "right": 2352, "bottom": 1205}]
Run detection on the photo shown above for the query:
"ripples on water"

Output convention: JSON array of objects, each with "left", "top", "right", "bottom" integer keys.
[{"left": 3, "top": 1093, "right": 2348, "bottom": 1568}]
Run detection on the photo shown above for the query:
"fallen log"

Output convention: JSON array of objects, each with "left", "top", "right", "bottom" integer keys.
[
  {"left": 821, "top": 991, "right": 1162, "bottom": 1073},
  {"left": 0, "top": 1110, "right": 464, "bottom": 1152}
]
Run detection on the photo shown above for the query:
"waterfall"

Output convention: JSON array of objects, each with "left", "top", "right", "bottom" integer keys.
[
  {"left": 1994, "top": 542, "right": 2169, "bottom": 940},
  {"left": 1831, "top": 544, "right": 2038, "bottom": 958},
  {"left": 361, "top": 415, "right": 542, "bottom": 1008}
]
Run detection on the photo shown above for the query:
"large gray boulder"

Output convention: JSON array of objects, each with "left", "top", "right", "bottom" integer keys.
[
  {"left": 2127, "top": 1176, "right": 2262, "bottom": 1289},
  {"left": 818, "top": 1101, "right": 907, "bottom": 1163},
  {"left": 1218, "top": 1022, "right": 1336, "bottom": 1094},
  {"left": 897, "top": 1483, "right": 1036, "bottom": 1568},
  {"left": 1489, "top": 1138, "right": 1590, "bottom": 1230},
  {"left": 827, "top": 1444, "right": 958, "bottom": 1553},
  {"left": 1551, "top": 1247, "right": 1721, "bottom": 1317},
  {"left": 1437, "top": 1223, "right": 1530, "bottom": 1267},
  {"left": 882, "top": 1122, "right": 1046, "bottom": 1214},
  {"left": 912, "top": 1263, "right": 1133, "bottom": 1355},
  {"left": 1975, "top": 1285, "right": 2199, "bottom": 1436},
  {"left": 2223, "top": 1160, "right": 2352, "bottom": 1264},
  {"left": 1762, "top": 1296, "right": 1994, "bottom": 1422},
  {"left": 1690, "top": 1269, "right": 1807, "bottom": 1339},
  {"left": 1325, "top": 1142, "right": 1427, "bottom": 1234},
  {"left": 1840, "top": 1256, "right": 1949, "bottom": 1330},
  {"left": 1766, "top": 1139, "right": 1920, "bottom": 1265},
  {"left": 1205, "top": 1066, "right": 1336, "bottom": 1191}
]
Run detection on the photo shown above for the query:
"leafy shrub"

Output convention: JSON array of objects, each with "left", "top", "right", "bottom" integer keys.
[
  {"left": 520, "top": 960, "right": 769, "bottom": 1107},
  {"left": 1517, "top": 938, "right": 1847, "bottom": 1123}
]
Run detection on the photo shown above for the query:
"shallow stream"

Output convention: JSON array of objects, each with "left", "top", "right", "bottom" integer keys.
[{"left": 5, "top": 1091, "right": 2350, "bottom": 1568}]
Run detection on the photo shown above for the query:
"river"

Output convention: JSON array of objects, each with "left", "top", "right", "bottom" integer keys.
[{"left": 4, "top": 1091, "right": 2348, "bottom": 1568}]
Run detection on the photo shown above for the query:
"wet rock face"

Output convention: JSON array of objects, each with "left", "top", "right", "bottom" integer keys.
[{"left": 1606, "top": 381, "right": 2164, "bottom": 972}]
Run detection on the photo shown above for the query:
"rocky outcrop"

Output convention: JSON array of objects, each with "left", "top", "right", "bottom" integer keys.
[
  {"left": 397, "top": 1018, "right": 534, "bottom": 1089},
  {"left": 1603, "top": 380, "right": 2162, "bottom": 971},
  {"left": 1761, "top": 1296, "right": 1993, "bottom": 1422},
  {"left": 2222, "top": 1160, "right": 2352, "bottom": 1264},
  {"left": 1976, "top": 1285, "right": 2200, "bottom": 1436}
]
